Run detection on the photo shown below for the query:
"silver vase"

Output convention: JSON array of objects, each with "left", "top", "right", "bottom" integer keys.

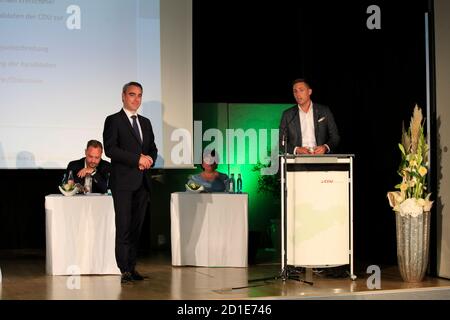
[{"left": 395, "top": 211, "right": 431, "bottom": 282}]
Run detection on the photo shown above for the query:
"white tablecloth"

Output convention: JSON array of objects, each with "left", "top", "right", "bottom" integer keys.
[
  {"left": 45, "top": 194, "right": 120, "bottom": 275},
  {"left": 170, "top": 192, "right": 248, "bottom": 267}
]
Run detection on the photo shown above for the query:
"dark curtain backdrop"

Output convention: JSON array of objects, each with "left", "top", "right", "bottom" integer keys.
[
  {"left": 1, "top": 1, "right": 434, "bottom": 268},
  {"left": 193, "top": 0, "right": 431, "bottom": 266}
]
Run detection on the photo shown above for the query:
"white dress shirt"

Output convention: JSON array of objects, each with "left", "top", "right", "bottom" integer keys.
[
  {"left": 293, "top": 102, "right": 330, "bottom": 154},
  {"left": 299, "top": 102, "right": 317, "bottom": 150},
  {"left": 123, "top": 108, "right": 143, "bottom": 141},
  {"left": 122, "top": 108, "right": 154, "bottom": 165}
]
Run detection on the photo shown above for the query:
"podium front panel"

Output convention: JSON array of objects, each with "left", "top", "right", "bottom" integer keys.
[{"left": 286, "top": 170, "right": 350, "bottom": 267}]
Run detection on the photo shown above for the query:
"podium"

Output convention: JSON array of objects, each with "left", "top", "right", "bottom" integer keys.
[{"left": 280, "top": 154, "right": 356, "bottom": 280}]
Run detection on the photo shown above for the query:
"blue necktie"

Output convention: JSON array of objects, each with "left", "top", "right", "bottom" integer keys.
[{"left": 131, "top": 115, "right": 142, "bottom": 144}]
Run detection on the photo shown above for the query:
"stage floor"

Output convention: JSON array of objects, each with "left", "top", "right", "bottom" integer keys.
[{"left": 1, "top": 251, "right": 449, "bottom": 300}]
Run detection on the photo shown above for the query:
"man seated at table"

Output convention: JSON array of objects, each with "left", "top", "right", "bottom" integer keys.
[
  {"left": 187, "top": 150, "right": 228, "bottom": 192},
  {"left": 66, "top": 139, "right": 111, "bottom": 194}
]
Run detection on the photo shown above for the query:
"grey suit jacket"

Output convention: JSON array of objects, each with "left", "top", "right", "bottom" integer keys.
[{"left": 279, "top": 103, "right": 340, "bottom": 154}]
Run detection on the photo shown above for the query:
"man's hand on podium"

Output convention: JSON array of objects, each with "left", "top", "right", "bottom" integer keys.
[
  {"left": 312, "top": 145, "right": 328, "bottom": 154},
  {"left": 294, "top": 145, "right": 329, "bottom": 155},
  {"left": 294, "top": 147, "right": 313, "bottom": 155}
]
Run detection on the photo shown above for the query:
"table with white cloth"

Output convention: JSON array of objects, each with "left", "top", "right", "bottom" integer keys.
[
  {"left": 170, "top": 192, "right": 248, "bottom": 267},
  {"left": 45, "top": 194, "right": 120, "bottom": 275}
]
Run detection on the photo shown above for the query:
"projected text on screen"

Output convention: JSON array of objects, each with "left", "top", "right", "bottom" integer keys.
[{"left": 0, "top": 0, "right": 165, "bottom": 168}]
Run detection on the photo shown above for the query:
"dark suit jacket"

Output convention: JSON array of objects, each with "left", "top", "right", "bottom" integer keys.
[
  {"left": 103, "top": 109, "right": 158, "bottom": 191},
  {"left": 66, "top": 158, "right": 111, "bottom": 194},
  {"left": 279, "top": 103, "right": 340, "bottom": 154}
]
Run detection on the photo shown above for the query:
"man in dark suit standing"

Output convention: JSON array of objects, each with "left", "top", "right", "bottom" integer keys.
[
  {"left": 279, "top": 79, "right": 340, "bottom": 155},
  {"left": 66, "top": 140, "right": 111, "bottom": 194},
  {"left": 103, "top": 82, "right": 158, "bottom": 284}
]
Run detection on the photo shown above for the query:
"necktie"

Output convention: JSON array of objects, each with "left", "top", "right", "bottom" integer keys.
[{"left": 131, "top": 115, "right": 142, "bottom": 144}]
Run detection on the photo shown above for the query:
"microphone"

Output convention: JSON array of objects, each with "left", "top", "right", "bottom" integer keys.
[{"left": 281, "top": 108, "right": 299, "bottom": 148}]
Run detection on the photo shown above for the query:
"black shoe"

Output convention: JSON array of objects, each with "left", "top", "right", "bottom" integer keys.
[
  {"left": 121, "top": 272, "right": 134, "bottom": 284},
  {"left": 131, "top": 270, "right": 147, "bottom": 281}
]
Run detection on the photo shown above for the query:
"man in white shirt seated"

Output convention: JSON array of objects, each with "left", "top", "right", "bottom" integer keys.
[{"left": 66, "top": 139, "right": 111, "bottom": 193}]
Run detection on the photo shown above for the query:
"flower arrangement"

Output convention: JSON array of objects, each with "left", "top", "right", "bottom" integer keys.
[
  {"left": 387, "top": 105, "right": 433, "bottom": 217},
  {"left": 58, "top": 182, "right": 80, "bottom": 196},
  {"left": 61, "top": 180, "right": 76, "bottom": 192}
]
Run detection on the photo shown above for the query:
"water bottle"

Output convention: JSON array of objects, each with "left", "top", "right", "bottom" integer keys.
[
  {"left": 84, "top": 174, "right": 92, "bottom": 194},
  {"left": 106, "top": 172, "right": 112, "bottom": 195},
  {"left": 61, "top": 173, "right": 67, "bottom": 184},
  {"left": 228, "top": 173, "right": 235, "bottom": 193},
  {"left": 237, "top": 173, "right": 242, "bottom": 193},
  {"left": 67, "top": 170, "right": 74, "bottom": 185}
]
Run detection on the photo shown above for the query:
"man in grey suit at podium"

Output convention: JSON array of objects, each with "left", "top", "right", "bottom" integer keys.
[{"left": 279, "top": 79, "right": 340, "bottom": 155}]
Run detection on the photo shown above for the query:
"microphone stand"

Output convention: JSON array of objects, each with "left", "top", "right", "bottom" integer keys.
[
  {"left": 279, "top": 132, "right": 312, "bottom": 284},
  {"left": 243, "top": 127, "right": 312, "bottom": 288},
  {"left": 281, "top": 133, "right": 289, "bottom": 280}
]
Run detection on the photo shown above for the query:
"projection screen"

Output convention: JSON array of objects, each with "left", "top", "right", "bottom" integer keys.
[{"left": 0, "top": 0, "right": 192, "bottom": 169}]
